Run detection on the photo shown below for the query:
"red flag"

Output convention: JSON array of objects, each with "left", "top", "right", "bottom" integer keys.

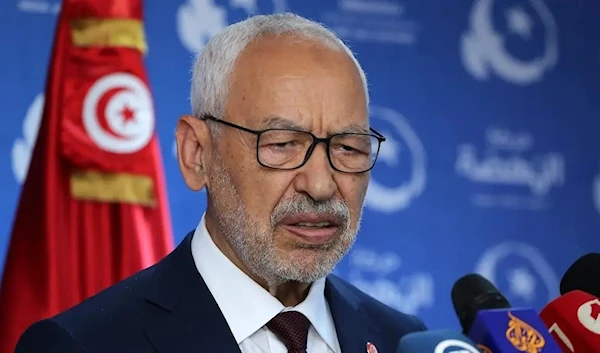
[{"left": 0, "top": 1, "right": 174, "bottom": 351}]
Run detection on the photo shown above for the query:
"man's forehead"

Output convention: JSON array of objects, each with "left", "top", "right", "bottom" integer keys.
[
  {"left": 225, "top": 35, "right": 368, "bottom": 133},
  {"left": 232, "top": 35, "right": 359, "bottom": 83},
  {"left": 241, "top": 33, "right": 336, "bottom": 59},
  {"left": 257, "top": 115, "right": 370, "bottom": 135}
]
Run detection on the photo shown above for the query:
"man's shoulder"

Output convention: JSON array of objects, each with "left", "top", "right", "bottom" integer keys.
[
  {"left": 56, "top": 263, "right": 157, "bottom": 327},
  {"left": 326, "top": 274, "right": 427, "bottom": 332},
  {"left": 16, "top": 263, "right": 161, "bottom": 353}
]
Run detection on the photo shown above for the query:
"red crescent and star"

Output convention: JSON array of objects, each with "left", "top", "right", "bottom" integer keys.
[{"left": 94, "top": 86, "right": 137, "bottom": 138}]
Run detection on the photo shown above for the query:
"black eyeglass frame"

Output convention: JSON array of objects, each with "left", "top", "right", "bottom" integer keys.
[{"left": 201, "top": 114, "right": 386, "bottom": 173}]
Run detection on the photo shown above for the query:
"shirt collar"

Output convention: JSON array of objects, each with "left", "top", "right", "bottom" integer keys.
[
  {"left": 288, "top": 276, "right": 339, "bottom": 352},
  {"left": 190, "top": 213, "right": 338, "bottom": 350}
]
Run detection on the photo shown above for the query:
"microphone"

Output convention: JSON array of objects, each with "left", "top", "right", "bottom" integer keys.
[
  {"left": 452, "top": 273, "right": 511, "bottom": 335},
  {"left": 538, "top": 253, "right": 600, "bottom": 352},
  {"left": 539, "top": 290, "right": 600, "bottom": 352},
  {"left": 452, "top": 273, "right": 562, "bottom": 352},
  {"left": 559, "top": 252, "right": 600, "bottom": 297},
  {"left": 396, "top": 329, "right": 482, "bottom": 353}
]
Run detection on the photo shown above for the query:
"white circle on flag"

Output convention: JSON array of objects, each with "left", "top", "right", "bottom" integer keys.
[{"left": 83, "top": 72, "right": 154, "bottom": 154}]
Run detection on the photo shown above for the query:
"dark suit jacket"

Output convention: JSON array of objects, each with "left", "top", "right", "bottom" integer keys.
[{"left": 15, "top": 231, "right": 427, "bottom": 353}]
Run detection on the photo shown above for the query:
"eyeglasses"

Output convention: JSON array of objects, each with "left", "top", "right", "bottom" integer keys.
[{"left": 202, "top": 115, "right": 386, "bottom": 173}]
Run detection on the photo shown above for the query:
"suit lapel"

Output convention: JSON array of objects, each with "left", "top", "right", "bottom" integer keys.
[
  {"left": 140, "top": 232, "right": 387, "bottom": 353},
  {"left": 325, "top": 276, "right": 384, "bottom": 353},
  {"left": 141, "top": 232, "right": 241, "bottom": 353}
]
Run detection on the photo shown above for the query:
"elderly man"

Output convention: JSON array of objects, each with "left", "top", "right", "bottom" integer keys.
[{"left": 15, "top": 13, "right": 427, "bottom": 353}]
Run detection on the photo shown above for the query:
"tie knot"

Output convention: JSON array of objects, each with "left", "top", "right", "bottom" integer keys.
[{"left": 266, "top": 311, "right": 311, "bottom": 352}]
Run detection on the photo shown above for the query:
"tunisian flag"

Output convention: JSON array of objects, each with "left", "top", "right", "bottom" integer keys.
[{"left": 0, "top": 1, "right": 174, "bottom": 351}]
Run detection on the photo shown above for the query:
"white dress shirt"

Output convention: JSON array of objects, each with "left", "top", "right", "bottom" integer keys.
[{"left": 191, "top": 214, "right": 342, "bottom": 353}]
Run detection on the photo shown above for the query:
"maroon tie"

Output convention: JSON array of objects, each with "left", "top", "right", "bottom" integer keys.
[{"left": 266, "top": 311, "right": 311, "bottom": 353}]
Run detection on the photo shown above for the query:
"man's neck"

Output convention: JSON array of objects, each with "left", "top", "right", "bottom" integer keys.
[
  {"left": 205, "top": 212, "right": 311, "bottom": 307},
  {"left": 268, "top": 281, "right": 311, "bottom": 307}
]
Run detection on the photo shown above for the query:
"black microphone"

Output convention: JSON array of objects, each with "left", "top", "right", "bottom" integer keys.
[
  {"left": 559, "top": 252, "right": 600, "bottom": 297},
  {"left": 451, "top": 273, "right": 510, "bottom": 335}
]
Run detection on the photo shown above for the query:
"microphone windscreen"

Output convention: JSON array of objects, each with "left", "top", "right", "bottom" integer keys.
[
  {"left": 396, "top": 330, "right": 481, "bottom": 353},
  {"left": 539, "top": 289, "right": 600, "bottom": 352},
  {"left": 451, "top": 273, "right": 510, "bottom": 334},
  {"left": 560, "top": 252, "right": 600, "bottom": 297}
]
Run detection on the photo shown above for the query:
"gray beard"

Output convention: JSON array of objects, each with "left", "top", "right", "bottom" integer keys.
[{"left": 207, "top": 154, "right": 362, "bottom": 288}]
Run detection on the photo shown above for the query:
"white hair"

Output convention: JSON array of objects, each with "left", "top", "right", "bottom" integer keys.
[{"left": 190, "top": 12, "right": 369, "bottom": 123}]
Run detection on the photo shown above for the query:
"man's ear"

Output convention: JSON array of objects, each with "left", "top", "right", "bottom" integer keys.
[{"left": 175, "top": 115, "right": 211, "bottom": 191}]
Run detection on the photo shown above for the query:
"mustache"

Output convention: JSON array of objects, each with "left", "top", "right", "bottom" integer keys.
[{"left": 271, "top": 195, "right": 350, "bottom": 228}]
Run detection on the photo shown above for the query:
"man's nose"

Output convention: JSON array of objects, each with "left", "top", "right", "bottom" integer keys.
[{"left": 293, "top": 144, "right": 337, "bottom": 201}]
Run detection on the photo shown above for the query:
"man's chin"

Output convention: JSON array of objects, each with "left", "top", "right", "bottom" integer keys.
[
  {"left": 274, "top": 248, "right": 341, "bottom": 276},
  {"left": 272, "top": 265, "right": 333, "bottom": 284}
]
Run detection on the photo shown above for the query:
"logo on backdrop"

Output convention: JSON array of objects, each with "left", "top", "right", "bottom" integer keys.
[
  {"left": 433, "top": 339, "right": 480, "bottom": 353},
  {"left": 577, "top": 299, "right": 600, "bottom": 334},
  {"left": 461, "top": 0, "right": 558, "bottom": 85},
  {"left": 365, "top": 106, "right": 426, "bottom": 213},
  {"left": 456, "top": 127, "right": 564, "bottom": 210},
  {"left": 177, "top": 0, "right": 288, "bottom": 53},
  {"left": 83, "top": 73, "right": 155, "bottom": 154},
  {"left": 16, "top": 0, "right": 60, "bottom": 14},
  {"left": 12, "top": 93, "right": 44, "bottom": 184},
  {"left": 343, "top": 247, "right": 434, "bottom": 315},
  {"left": 475, "top": 241, "right": 559, "bottom": 305},
  {"left": 319, "top": 0, "right": 420, "bottom": 45}
]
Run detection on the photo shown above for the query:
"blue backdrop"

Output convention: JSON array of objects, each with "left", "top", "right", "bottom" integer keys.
[{"left": 1, "top": 0, "right": 598, "bottom": 330}]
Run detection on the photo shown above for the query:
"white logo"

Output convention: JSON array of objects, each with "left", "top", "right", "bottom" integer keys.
[
  {"left": 365, "top": 106, "right": 426, "bottom": 213},
  {"left": 320, "top": 0, "right": 420, "bottom": 45},
  {"left": 456, "top": 127, "right": 564, "bottom": 210},
  {"left": 577, "top": 299, "right": 600, "bottom": 335},
  {"left": 83, "top": 72, "right": 154, "bottom": 154},
  {"left": 434, "top": 339, "right": 480, "bottom": 353},
  {"left": 177, "top": 0, "right": 287, "bottom": 53},
  {"left": 17, "top": 0, "right": 60, "bottom": 14},
  {"left": 461, "top": 0, "right": 558, "bottom": 85},
  {"left": 12, "top": 93, "right": 45, "bottom": 184},
  {"left": 475, "top": 241, "right": 559, "bottom": 303},
  {"left": 344, "top": 247, "right": 434, "bottom": 315}
]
